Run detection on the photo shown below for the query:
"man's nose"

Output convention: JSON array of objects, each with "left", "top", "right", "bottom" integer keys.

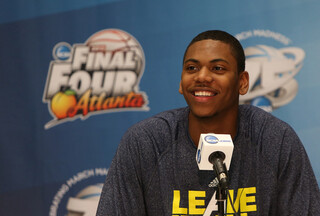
[{"left": 194, "top": 67, "right": 213, "bottom": 83}]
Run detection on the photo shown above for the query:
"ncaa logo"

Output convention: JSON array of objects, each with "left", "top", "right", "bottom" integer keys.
[
  {"left": 196, "top": 149, "right": 201, "bottom": 163},
  {"left": 53, "top": 42, "right": 72, "bottom": 61},
  {"left": 204, "top": 135, "right": 219, "bottom": 144}
]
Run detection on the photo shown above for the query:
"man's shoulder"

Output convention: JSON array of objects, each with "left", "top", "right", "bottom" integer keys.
[
  {"left": 239, "top": 104, "right": 289, "bottom": 128},
  {"left": 238, "top": 104, "right": 297, "bottom": 140},
  {"left": 119, "top": 107, "right": 189, "bottom": 154},
  {"left": 126, "top": 107, "right": 189, "bottom": 135}
]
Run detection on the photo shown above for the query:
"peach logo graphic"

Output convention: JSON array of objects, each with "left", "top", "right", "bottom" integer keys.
[
  {"left": 43, "top": 29, "right": 149, "bottom": 128},
  {"left": 51, "top": 88, "right": 77, "bottom": 119}
]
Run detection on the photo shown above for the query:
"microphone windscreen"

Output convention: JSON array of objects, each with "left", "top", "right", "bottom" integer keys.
[{"left": 196, "top": 133, "right": 234, "bottom": 171}]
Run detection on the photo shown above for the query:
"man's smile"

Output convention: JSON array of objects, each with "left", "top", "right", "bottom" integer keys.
[{"left": 193, "top": 91, "right": 218, "bottom": 97}]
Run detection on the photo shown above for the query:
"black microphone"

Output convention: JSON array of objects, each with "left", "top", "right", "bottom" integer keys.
[
  {"left": 209, "top": 151, "right": 229, "bottom": 189},
  {"left": 196, "top": 133, "right": 234, "bottom": 189}
]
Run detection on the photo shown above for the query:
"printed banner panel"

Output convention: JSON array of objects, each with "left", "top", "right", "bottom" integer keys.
[{"left": 0, "top": 0, "right": 319, "bottom": 215}]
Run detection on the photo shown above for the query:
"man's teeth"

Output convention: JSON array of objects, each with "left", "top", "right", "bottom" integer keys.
[{"left": 194, "top": 91, "right": 216, "bottom": 96}]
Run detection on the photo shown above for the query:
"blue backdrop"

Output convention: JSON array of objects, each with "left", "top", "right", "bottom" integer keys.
[{"left": 1, "top": 0, "right": 319, "bottom": 215}]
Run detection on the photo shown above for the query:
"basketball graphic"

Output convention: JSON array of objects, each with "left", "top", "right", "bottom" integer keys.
[{"left": 86, "top": 29, "right": 145, "bottom": 76}]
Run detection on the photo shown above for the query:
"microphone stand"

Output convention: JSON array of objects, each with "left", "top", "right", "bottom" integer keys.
[
  {"left": 209, "top": 151, "right": 229, "bottom": 215},
  {"left": 216, "top": 186, "right": 227, "bottom": 216}
]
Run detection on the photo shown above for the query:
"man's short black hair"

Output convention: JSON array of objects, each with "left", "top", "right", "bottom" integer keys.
[{"left": 183, "top": 30, "right": 246, "bottom": 73}]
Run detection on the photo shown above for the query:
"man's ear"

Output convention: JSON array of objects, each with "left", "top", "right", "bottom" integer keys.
[
  {"left": 179, "top": 81, "right": 183, "bottom": 94},
  {"left": 239, "top": 71, "right": 249, "bottom": 95}
]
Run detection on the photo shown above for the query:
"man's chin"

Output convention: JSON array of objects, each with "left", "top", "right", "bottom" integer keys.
[{"left": 189, "top": 109, "right": 218, "bottom": 119}]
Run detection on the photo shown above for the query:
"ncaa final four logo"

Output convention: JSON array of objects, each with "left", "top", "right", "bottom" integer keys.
[
  {"left": 236, "top": 29, "right": 305, "bottom": 112},
  {"left": 43, "top": 29, "right": 149, "bottom": 129}
]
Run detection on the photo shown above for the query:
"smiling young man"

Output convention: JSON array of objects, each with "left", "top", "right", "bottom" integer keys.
[
  {"left": 180, "top": 35, "right": 249, "bottom": 145},
  {"left": 97, "top": 30, "right": 320, "bottom": 216}
]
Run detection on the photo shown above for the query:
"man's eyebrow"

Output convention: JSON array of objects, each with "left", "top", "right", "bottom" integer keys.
[
  {"left": 184, "top": 58, "right": 230, "bottom": 65},
  {"left": 184, "top": 58, "right": 199, "bottom": 64},
  {"left": 210, "top": 58, "right": 230, "bottom": 65}
]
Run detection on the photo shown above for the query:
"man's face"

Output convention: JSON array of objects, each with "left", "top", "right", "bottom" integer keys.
[{"left": 179, "top": 39, "right": 248, "bottom": 119}]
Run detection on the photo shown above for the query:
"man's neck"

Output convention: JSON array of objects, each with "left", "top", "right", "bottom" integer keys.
[{"left": 188, "top": 109, "right": 238, "bottom": 146}]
